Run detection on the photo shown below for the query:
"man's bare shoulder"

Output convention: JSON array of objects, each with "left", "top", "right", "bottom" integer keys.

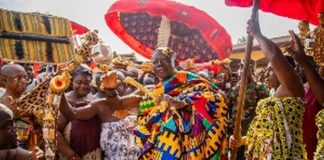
[
  {"left": 91, "top": 98, "right": 108, "bottom": 105},
  {"left": 15, "top": 147, "right": 32, "bottom": 160}
]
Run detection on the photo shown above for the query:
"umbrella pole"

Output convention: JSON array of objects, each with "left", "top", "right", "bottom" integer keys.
[{"left": 230, "top": 0, "right": 259, "bottom": 159}]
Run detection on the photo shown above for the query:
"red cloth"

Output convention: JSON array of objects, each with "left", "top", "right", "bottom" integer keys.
[
  {"left": 69, "top": 100, "right": 102, "bottom": 157},
  {"left": 193, "top": 97, "right": 213, "bottom": 123},
  {"left": 70, "top": 21, "right": 89, "bottom": 35},
  {"left": 303, "top": 84, "right": 322, "bottom": 160},
  {"left": 225, "top": 0, "right": 324, "bottom": 25},
  {"left": 33, "top": 63, "right": 40, "bottom": 77}
]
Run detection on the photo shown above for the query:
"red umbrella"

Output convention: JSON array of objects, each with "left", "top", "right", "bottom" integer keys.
[
  {"left": 70, "top": 21, "right": 90, "bottom": 35},
  {"left": 105, "top": 0, "right": 232, "bottom": 63},
  {"left": 225, "top": 0, "right": 324, "bottom": 25}
]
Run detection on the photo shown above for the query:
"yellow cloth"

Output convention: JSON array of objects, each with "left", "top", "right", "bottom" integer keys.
[
  {"left": 245, "top": 97, "right": 307, "bottom": 159},
  {"left": 315, "top": 109, "right": 324, "bottom": 160}
]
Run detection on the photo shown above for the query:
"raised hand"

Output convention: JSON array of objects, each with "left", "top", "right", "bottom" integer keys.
[
  {"left": 7, "top": 96, "right": 17, "bottom": 106},
  {"left": 155, "top": 94, "right": 186, "bottom": 109},
  {"left": 31, "top": 146, "right": 44, "bottom": 160},
  {"left": 229, "top": 135, "right": 243, "bottom": 150},
  {"left": 287, "top": 30, "right": 307, "bottom": 64},
  {"left": 246, "top": 19, "right": 261, "bottom": 37},
  {"left": 101, "top": 71, "right": 120, "bottom": 89}
]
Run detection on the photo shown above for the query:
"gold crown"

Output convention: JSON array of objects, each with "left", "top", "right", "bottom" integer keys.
[
  {"left": 155, "top": 47, "right": 175, "bottom": 58},
  {"left": 112, "top": 57, "right": 129, "bottom": 67}
]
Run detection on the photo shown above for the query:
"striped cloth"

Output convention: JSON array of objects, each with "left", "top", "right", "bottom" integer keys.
[{"left": 0, "top": 9, "right": 74, "bottom": 63}]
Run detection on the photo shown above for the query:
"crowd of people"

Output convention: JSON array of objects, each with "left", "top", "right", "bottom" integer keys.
[{"left": 0, "top": 20, "right": 324, "bottom": 160}]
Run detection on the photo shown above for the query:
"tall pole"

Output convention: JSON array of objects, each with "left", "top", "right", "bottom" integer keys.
[{"left": 230, "top": 0, "right": 259, "bottom": 159}]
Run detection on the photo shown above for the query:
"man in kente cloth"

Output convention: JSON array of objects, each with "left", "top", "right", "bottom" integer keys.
[
  {"left": 0, "top": 64, "right": 43, "bottom": 150},
  {"left": 59, "top": 47, "right": 228, "bottom": 159},
  {"left": 134, "top": 47, "right": 228, "bottom": 159}
]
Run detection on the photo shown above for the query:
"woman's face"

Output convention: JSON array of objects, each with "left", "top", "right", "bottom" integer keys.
[
  {"left": 72, "top": 74, "right": 92, "bottom": 97},
  {"left": 152, "top": 52, "right": 175, "bottom": 80},
  {"left": 265, "top": 66, "right": 279, "bottom": 89}
]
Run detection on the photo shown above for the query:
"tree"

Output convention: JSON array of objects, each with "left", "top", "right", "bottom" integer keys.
[{"left": 237, "top": 36, "right": 247, "bottom": 44}]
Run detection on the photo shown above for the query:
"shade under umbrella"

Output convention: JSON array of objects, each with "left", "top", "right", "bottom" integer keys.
[{"left": 105, "top": 0, "right": 232, "bottom": 63}]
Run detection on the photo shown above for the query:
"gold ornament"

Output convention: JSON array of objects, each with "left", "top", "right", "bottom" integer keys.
[
  {"left": 140, "top": 61, "right": 153, "bottom": 73},
  {"left": 49, "top": 69, "right": 71, "bottom": 94},
  {"left": 315, "top": 109, "right": 324, "bottom": 159},
  {"left": 112, "top": 110, "right": 130, "bottom": 119},
  {"left": 298, "top": 20, "right": 311, "bottom": 39},
  {"left": 99, "top": 64, "right": 109, "bottom": 73},
  {"left": 155, "top": 47, "right": 176, "bottom": 59},
  {"left": 112, "top": 56, "right": 129, "bottom": 68},
  {"left": 313, "top": 13, "right": 324, "bottom": 66}
]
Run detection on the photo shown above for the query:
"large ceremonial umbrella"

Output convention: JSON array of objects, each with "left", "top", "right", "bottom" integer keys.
[
  {"left": 32, "top": 20, "right": 89, "bottom": 75},
  {"left": 226, "top": 0, "right": 324, "bottom": 25},
  {"left": 0, "top": 9, "right": 90, "bottom": 64},
  {"left": 105, "top": 0, "right": 232, "bottom": 63},
  {"left": 71, "top": 20, "right": 90, "bottom": 35}
]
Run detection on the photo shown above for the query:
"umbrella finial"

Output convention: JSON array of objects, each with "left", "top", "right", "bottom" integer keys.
[
  {"left": 298, "top": 20, "right": 310, "bottom": 38},
  {"left": 157, "top": 16, "right": 171, "bottom": 48}
]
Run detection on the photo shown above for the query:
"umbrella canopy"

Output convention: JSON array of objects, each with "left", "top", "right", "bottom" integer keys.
[
  {"left": 105, "top": 0, "right": 232, "bottom": 63},
  {"left": 225, "top": 0, "right": 324, "bottom": 25},
  {"left": 0, "top": 9, "right": 90, "bottom": 64},
  {"left": 70, "top": 21, "right": 90, "bottom": 35}
]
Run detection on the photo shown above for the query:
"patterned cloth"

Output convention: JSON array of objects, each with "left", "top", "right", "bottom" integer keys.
[
  {"left": 134, "top": 71, "right": 228, "bottom": 160},
  {"left": 15, "top": 118, "right": 43, "bottom": 150},
  {"left": 0, "top": 9, "right": 74, "bottom": 63},
  {"left": 314, "top": 108, "right": 324, "bottom": 160},
  {"left": 13, "top": 109, "right": 43, "bottom": 150},
  {"left": 245, "top": 97, "right": 307, "bottom": 160},
  {"left": 100, "top": 115, "right": 139, "bottom": 160}
]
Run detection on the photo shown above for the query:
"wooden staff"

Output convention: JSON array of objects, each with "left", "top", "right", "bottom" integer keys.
[{"left": 230, "top": 0, "right": 259, "bottom": 159}]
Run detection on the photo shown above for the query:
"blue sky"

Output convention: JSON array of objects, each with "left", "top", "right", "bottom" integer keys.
[{"left": 2, "top": 0, "right": 315, "bottom": 60}]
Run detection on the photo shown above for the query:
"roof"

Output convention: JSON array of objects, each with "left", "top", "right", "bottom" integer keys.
[
  {"left": 232, "top": 35, "right": 291, "bottom": 53},
  {"left": 230, "top": 35, "right": 291, "bottom": 61}
]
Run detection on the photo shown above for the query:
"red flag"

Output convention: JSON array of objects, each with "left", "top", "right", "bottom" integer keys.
[
  {"left": 70, "top": 21, "right": 90, "bottom": 35},
  {"left": 225, "top": 0, "right": 324, "bottom": 25}
]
